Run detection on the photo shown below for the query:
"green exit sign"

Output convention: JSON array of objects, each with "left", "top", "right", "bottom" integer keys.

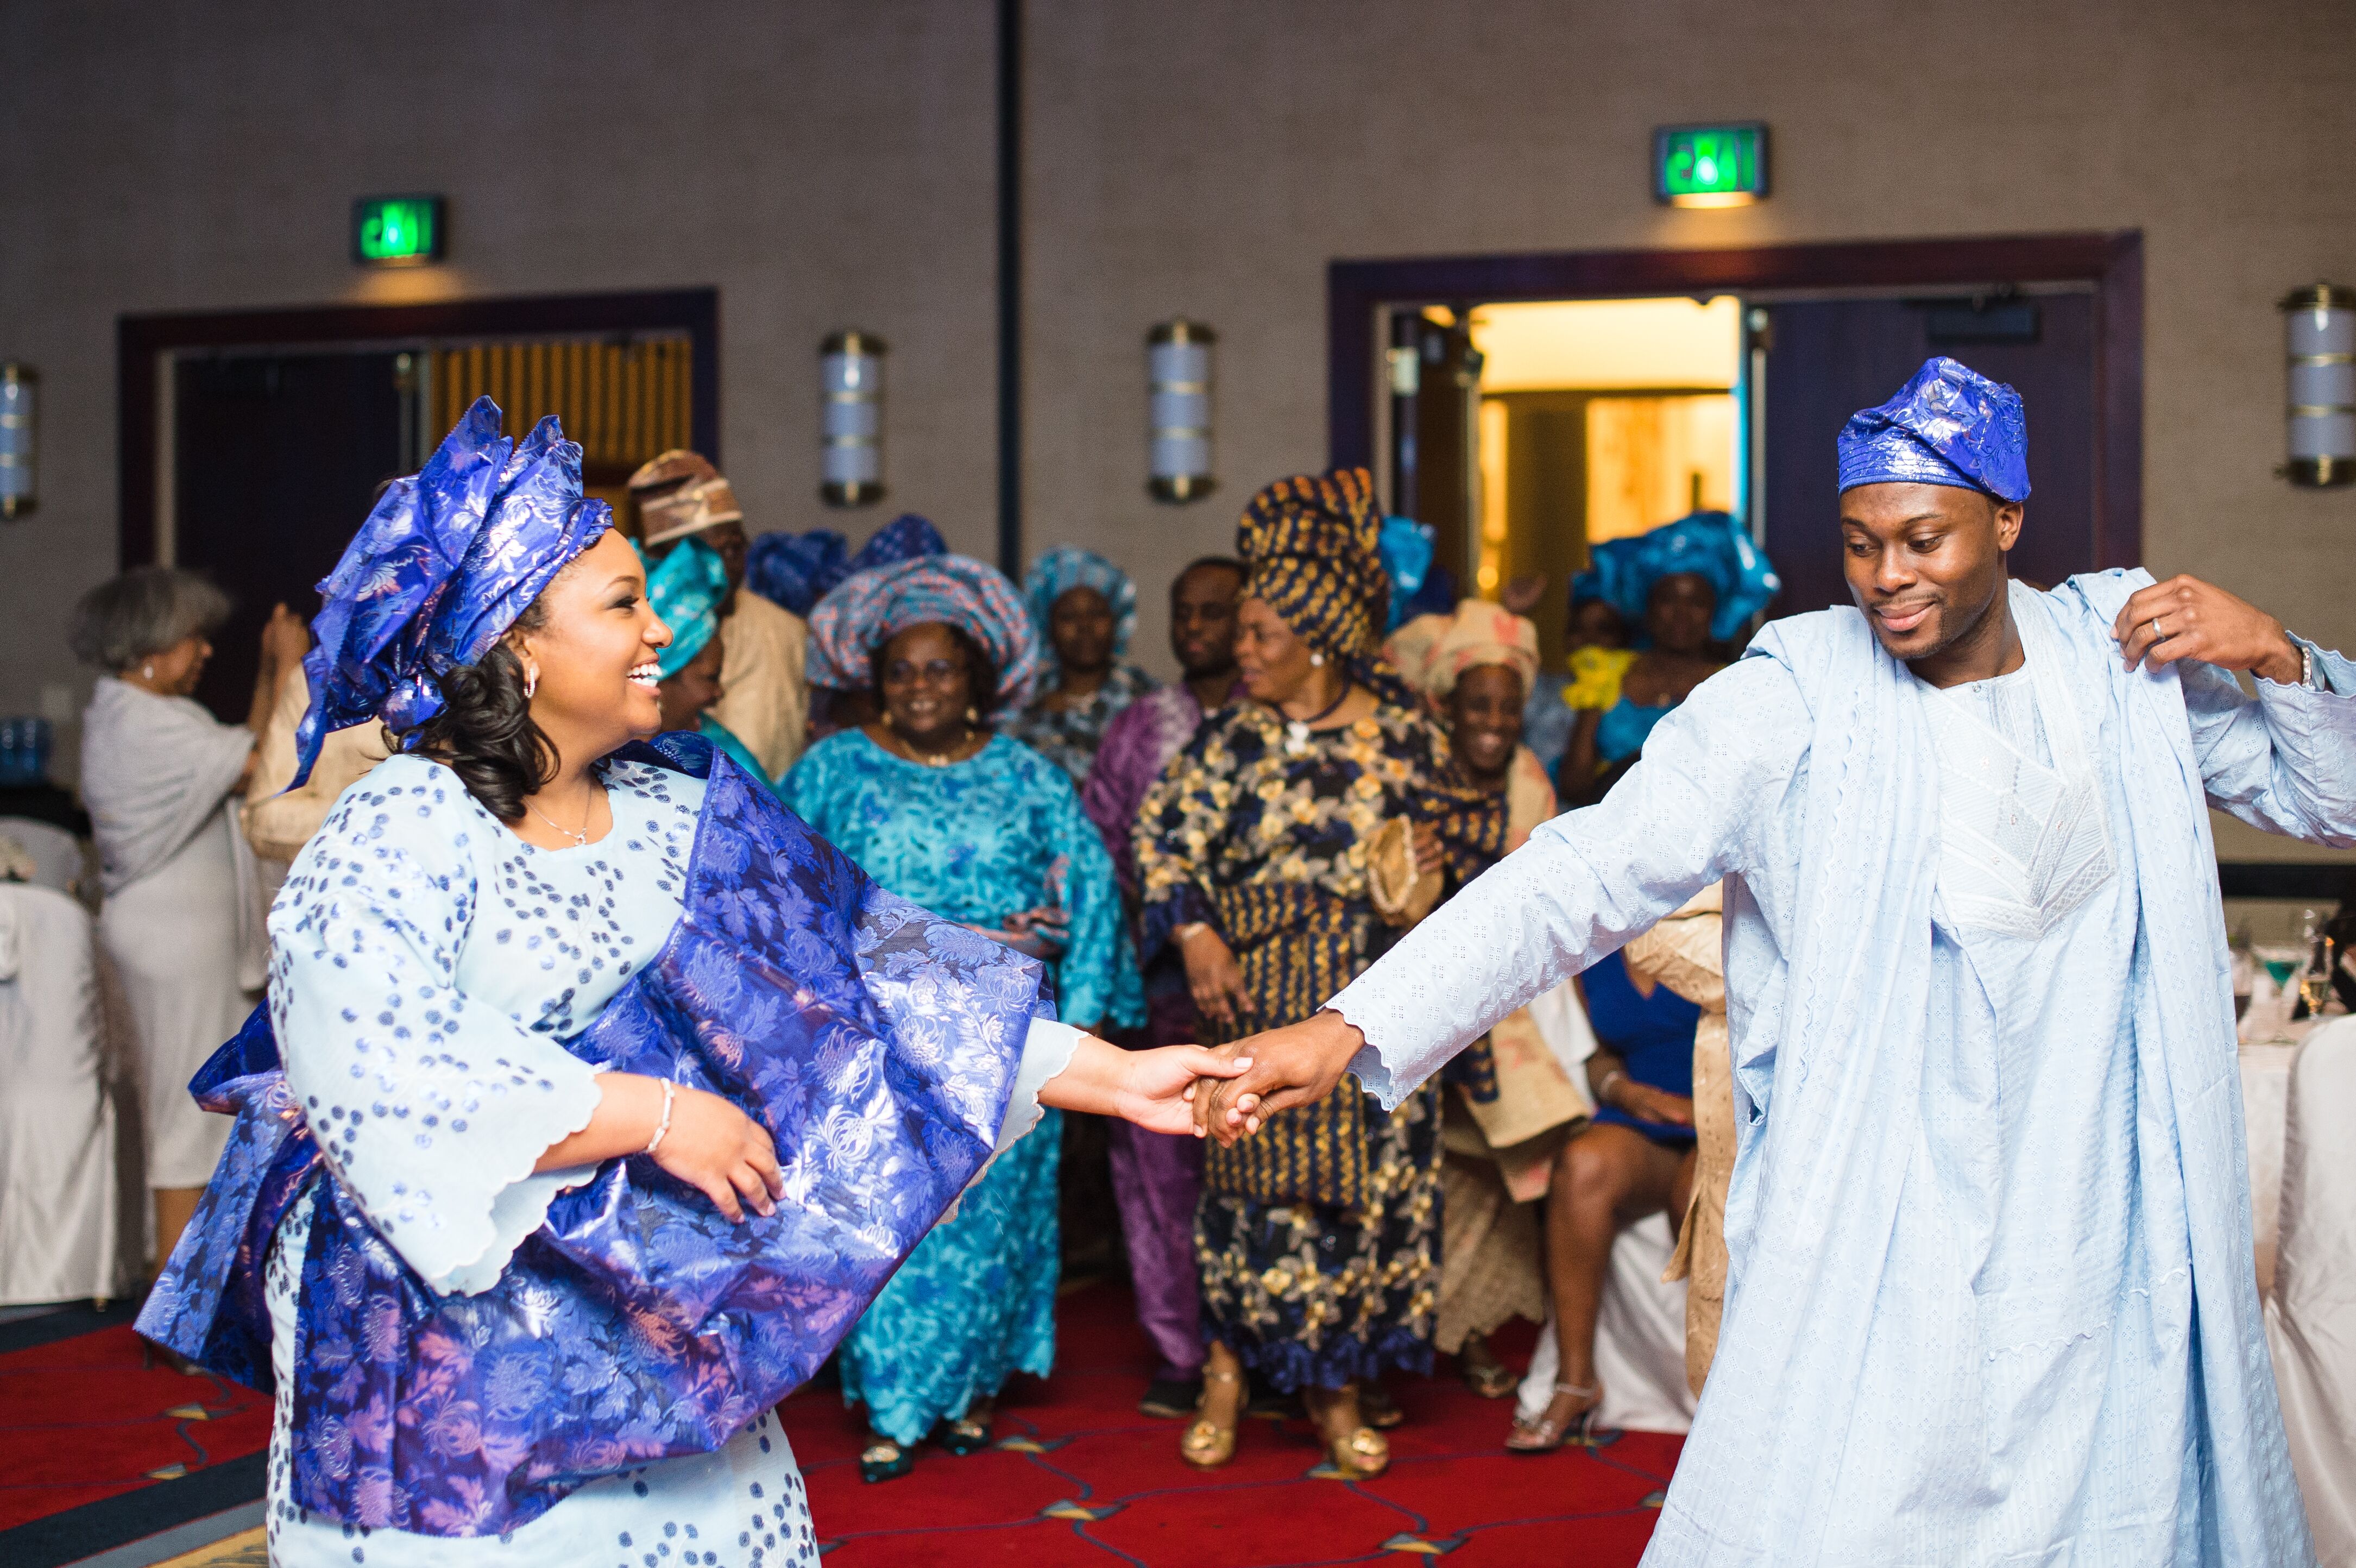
[
  {"left": 1654, "top": 123, "right": 1768, "bottom": 207},
  {"left": 352, "top": 196, "right": 444, "bottom": 266}
]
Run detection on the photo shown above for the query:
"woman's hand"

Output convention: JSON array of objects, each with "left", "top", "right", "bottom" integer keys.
[
  {"left": 2113, "top": 573, "right": 2303, "bottom": 682},
  {"left": 1179, "top": 926, "right": 1254, "bottom": 1029},
  {"left": 534, "top": 1073, "right": 784, "bottom": 1224},
  {"left": 260, "top": 602, "right": 312, "bottom": 672},
  {"left": 1411, "top": 821, "right": 1445, "bottom": 878},
  {"left": 1614, "top": 1083, "right": 1695, "bottom": 1128},
  {"left": 652, "top": 1085, "right": 785, "bottom": 1223},
  {"left": 1114, "top": 1044, "right": 1253, "bottom": 1135},
  {"left": 1038, "top": 1034, "right": 1252, "bottom": 1135}
]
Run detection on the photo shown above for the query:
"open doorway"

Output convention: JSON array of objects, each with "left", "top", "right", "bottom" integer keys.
[
  {"left": 1335, "top": 234, "right": 2141, "bottom": 654},
  {"left": 119, "top": 290, "right": 719, "bottom": 721}
]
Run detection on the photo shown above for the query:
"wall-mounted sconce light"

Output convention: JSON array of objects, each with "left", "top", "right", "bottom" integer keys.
[
  {"left": 1148, "top": 320, "right": 1215, "bottom": 503},
  {"left": 0, "top": 364, "right": 36, "bottom": 520},
  {"left": 820, "top": 331, "right": 886, "bottom": 507},
  {"left": 2281, "top": 284, "right": 2355, "bottom": 488}
]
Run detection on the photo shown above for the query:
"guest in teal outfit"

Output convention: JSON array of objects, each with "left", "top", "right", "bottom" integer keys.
[
  {"left": 790, "top": 550, "right": 1144, "bottom": 1482},
  {"left": 642, "top": 536, "right": 777, "bottom": 790}
]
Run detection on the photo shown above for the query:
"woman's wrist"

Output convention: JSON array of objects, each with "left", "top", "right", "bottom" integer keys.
[{"left": 1597, "top": 1067, "right": 1627, "bottom": 1109}]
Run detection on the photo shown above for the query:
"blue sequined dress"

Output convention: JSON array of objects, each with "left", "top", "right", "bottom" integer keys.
[{"left": 783, "top": 729, "right": 1142, "bottom": 1443}]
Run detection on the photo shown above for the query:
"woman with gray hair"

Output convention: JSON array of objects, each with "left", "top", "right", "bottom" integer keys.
[{"left": 71, "top": 566, "right": 307, "bottom": 1275}]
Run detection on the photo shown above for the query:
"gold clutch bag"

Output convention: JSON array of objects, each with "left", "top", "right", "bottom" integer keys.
[{"left": 1366, "top": 817, "right": 1442, "bottom": 929}]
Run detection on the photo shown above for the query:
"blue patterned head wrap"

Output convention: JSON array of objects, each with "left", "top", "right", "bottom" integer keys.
[
  {"left": 644, "top": 537, "right": 730, "bottom": 679},
  {"left": 1571, "top": 510, "right": 1781, "bottom": 645},
  {"left": 1023, "top": 546, "right": 1137, "bottom": 657},
  {"left": 744, "top": 530, "right": 848, "bottom": 618},
  {"left": 1836, "top": 356, "right": 2031, "bottom": 503},
  {"left": 855, "top": 513, "right": 948, "bottom": 572},
  {"left": 291, "top": 398, "right": 610, "bottom": 789},
  {"left": 744, "top": 513, "right": 948, "bottom": 619},
  {"left": 1377, "top": 517, "right": 1434, "bottom": 632},
  {"left": 808, "top": 552, "right": 1042, "bottom": 711}
]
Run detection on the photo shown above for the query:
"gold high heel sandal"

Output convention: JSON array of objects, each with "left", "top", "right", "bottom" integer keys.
[
  {"left": 1322, "top": 1424, "right": 1390, "bottom": 1479},
  {"left": 1180, "top": 1369, "right": 1243, "bottom": 1469}
]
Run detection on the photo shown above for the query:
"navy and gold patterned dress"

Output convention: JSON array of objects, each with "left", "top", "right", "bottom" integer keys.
[{"left": 1135, "top": 698, "right": 1501, "bottom": 1390}]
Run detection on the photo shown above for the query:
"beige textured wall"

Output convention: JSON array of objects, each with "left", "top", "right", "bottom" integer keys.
[{"left": 4, "top": 0, "right": 2353, "bottom": 864}]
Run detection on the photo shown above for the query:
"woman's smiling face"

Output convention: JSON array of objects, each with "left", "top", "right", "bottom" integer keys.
[{"left": 510, "top": 529, "right": 672, "bottom": 760}]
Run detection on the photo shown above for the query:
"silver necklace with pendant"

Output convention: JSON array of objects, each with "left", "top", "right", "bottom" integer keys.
[{"left": 1283, "top": 682, "right": 1354, "bottom": 757}]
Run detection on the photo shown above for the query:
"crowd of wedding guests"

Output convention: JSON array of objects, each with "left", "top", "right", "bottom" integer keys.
[{"left": 50, "top": 446, "right": 1778, "bottom": 1483}]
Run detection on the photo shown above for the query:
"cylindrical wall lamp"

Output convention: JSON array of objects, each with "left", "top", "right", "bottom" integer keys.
[
  {"left": 820, "top": 330, "right": 886, "bottom": 507},
  {"left": 1148, "top": 320, "right": 1215, "bottom": 503},
  {"left": 2281, "top": 284, "right": 2355, "bottom": 488},
  {"left": 0, "top": 364, "right": 36, "bottom": 521}
]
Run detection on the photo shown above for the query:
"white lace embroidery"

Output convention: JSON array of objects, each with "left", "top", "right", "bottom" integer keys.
[{"left": 1923, "top": 586, "right": 2115, "bottom": 942}]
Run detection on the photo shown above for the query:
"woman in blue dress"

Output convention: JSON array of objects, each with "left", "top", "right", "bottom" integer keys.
[
  {"left": 1003, "top": 546, "right": 1157, "bottom": 785},
  {"left": 1505, "top": 947, "right": 1701, "bottom": 1453},
  {"left": 790, "top": 551, "right": 1145, "bottom": 1481},
  {"left": 137, "top": 401, "right": 1238, "bottom": 1564}
]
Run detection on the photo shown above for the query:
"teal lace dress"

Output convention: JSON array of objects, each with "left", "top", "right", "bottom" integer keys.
[{"left": 782, "top": 730, "right": 1143, "bottom": 1442}]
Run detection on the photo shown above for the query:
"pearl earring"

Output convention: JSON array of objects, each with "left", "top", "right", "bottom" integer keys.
[
  {"left": 1309, "top": 652, "right": 1325, "bottom": 667},
  {"left": 141, "top": 663, "right": 154, "bottom": 679}
]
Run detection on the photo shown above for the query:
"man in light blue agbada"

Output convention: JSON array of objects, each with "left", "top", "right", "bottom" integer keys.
[{"left": 1196, "top": 357, "right": 2336, "bottom": 1564}]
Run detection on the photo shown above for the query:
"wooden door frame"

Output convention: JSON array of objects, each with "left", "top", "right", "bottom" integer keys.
[
  {"left": 1328, "top": 231, "right": 2144, "bottom": 569},
  {"left": 117, "top": 287, "right": 721, "bottom": 569}
]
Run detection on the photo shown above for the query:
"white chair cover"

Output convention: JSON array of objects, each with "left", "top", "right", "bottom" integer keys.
[
  {"left": 0, "top": 816, "right": 85, "bottom": 898},
  {"left": 1516, "top": 1214, "right": 1698, "bottom": 1435},
  {"left": 0, "top": 881, "right": 126, "bottom": 1304},
  {"left": 2267, "top": 1016, "right": 2356, "bottom": 1565}
]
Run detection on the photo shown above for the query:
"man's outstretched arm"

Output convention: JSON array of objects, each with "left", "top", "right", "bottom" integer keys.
[{"left": 1196, "top": 652, "right": 1811, "bottom": 1144}]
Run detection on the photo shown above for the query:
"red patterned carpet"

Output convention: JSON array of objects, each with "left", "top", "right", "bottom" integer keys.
[
  {"left": 0, "top": 1317, "right": 270, "bottom": 1532},
  {"left": 780, "top": 1282, "right": 1682, "bottom": 1566}
]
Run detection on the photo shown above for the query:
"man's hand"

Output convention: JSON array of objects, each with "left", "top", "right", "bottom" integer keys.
[
  {"left": 1189, "top": 1010, "right": 1366, "bottom": 1146},
  {"left": 1107, "top": 1043, "right": 1252, "bottom": 1136},
  {"left": 2114, "top": 574, "right": 2302, "bottom": 683}
]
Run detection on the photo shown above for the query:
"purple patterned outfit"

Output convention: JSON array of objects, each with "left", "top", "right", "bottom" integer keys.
[{"left": 1078, "top": 681, "right": 1222, "bottom": 1381}]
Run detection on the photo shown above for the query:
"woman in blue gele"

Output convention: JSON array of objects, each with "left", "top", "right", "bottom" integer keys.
[
  {"left": 1557, "top": 511, "right": 1780, "bottom": 805},
  {"left": 136, "top": 399, "right": 1238, "bottom": 1565},
  {"left": 788, "top": 549, "right": 1144, "bottom": 1480},
  {"left": 642, "top": 534, "right": 775, "bottom": 790},
  {"left": 1004, "top": 546, "right": 1157, "bottom": 784}
]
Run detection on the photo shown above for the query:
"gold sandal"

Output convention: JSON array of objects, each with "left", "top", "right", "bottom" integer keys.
[
  {"left": 1180, "top": 1368, "right": 1243, "bottom": 1469},
  {"left": 1320, "top": 1424, "right": 1390, "bottom": 1479}
]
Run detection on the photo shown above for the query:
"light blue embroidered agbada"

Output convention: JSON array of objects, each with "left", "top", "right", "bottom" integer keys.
[{"left": 1332, "top": 571, "right": 2346, "bottom": 1565}]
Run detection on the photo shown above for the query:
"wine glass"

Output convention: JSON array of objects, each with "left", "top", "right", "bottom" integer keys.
[{"left": 2298, "top": 908, "right": 2336, "bottom": 1018}]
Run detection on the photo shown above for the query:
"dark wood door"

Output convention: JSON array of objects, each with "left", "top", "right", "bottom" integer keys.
[
  {"left": 173, "top": 352, "right": 408, "bottom": 721},
  {"left": 1758, "top": 293, "right": 2097, "bottom": 619}
]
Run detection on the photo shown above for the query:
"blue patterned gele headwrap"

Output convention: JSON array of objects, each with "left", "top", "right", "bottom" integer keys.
[
  {"left": 745, "top": 513, "right": 947, "bottom": 618},
  {"left": 1836, "top": 356, "right": 2031, "bottom": 503},
  {"left": 1570, "top": 510, "right": 1781, "bottom": 645},
  {"left": 745, "top": 529, "right": 848, "bottom": 618},
  {"left": 645, "top": 537, "right": 730, "bottom": 679},
  {"left": 1023, "top": 545, "right": 1138, "bottom": 657},
  {"left": 289, "top": 397, "right": 612, "bottom": 788}
]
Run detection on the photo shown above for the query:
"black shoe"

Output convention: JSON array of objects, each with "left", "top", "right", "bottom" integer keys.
[
  {"left": 1139, "top": 1375, "right": 1204, "bottom": 1419},
  {"left": 859, "top": 1438, "right": 912, "bottom": 1483},
  {"left": 936, "top": 1415, "right": 992, "bottom": 1456}
]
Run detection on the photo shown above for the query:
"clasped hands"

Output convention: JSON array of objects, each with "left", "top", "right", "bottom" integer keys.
[{"left": 1177, "top": 1009, "right": 1368, "bottom": 1146}]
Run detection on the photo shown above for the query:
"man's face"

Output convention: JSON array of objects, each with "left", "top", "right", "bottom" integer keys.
[
  {"left": 1169, "top": 564, "right": 1243, "bottom": 676},
  {"left": 1839, "top": 482, "right": 2021, "bottom": 662}
]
